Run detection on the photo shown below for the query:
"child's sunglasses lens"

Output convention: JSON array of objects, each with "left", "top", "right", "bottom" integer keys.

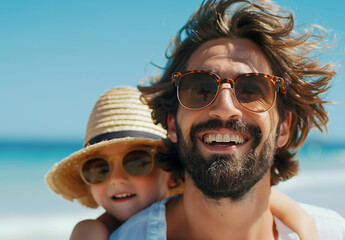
[
  {"left": 82, "top": 158, "right": 110, "bottom": 184},
  {"left": 123, "top": 150, "right": 153, "bottom": 176}
]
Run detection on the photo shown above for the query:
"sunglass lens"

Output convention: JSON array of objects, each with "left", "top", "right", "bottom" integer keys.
[
  {"left": 123, "top": 150, "right": 153, "bottom": 176},
  {"left": 178, "top": 73, "right": 218, "bottom": 109},
  {"left": 81, "top": 158, "right": 110, "bottom": 184},
  {"left": 235, "top": 75, "right": 275, "bottom": 112}
]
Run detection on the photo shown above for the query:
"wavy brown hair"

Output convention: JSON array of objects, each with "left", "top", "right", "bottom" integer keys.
[{"left": 139, "top": 0, "right": 336, "bottom": 185}]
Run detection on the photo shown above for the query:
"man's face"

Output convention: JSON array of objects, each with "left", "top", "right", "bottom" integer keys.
[{"left": 167, "top": 38, "right": 291, "bottom": 201}]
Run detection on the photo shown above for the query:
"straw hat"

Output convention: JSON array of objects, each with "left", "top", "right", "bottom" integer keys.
[{"left": 45, "top": 87, "right": 167, "bottom": 208}]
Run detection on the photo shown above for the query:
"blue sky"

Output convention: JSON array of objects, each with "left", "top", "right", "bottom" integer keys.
[{"left": 1, "top": 0, "right": 344, "bottom": 142}]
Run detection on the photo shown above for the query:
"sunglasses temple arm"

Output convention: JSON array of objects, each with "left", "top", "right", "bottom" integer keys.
[
  {"left": 276, "top": 83, "right": 280, "bottom": 93},
  {"left": 275, "top": 78, "right": 285, "bottom": 93},
  {"left": 172, "top": 73, "right": 181, "bottom": 87}
]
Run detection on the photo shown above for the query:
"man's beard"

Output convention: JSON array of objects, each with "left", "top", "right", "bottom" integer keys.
[{"left": 176, "top": 118, "right": 278, "bottom": 201}]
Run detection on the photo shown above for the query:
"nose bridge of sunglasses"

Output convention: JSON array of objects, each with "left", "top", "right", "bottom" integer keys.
[
  {"left": 218, "top": 78, "right": 235, "bottom": 88},
  {"left": 214, "top": 79, "right": 239, "bottom": 106},
  {"left": 104, "top": 158, "right": 124, "bottom": 176},
  {"left": 101, "top": 155, "right": 129, "bottom": 177}
]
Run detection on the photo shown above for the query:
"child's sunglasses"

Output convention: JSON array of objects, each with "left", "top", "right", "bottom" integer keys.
[
  {"left": 172, "top": 70, "right": 286, "bottom": 113},
  {"left": 79, "top": 147, "right": 156, "bottom": 185}
]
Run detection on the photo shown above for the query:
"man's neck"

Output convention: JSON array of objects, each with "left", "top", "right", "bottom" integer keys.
[{"left": 166, "top": 173, "right": 277, "bottom": 240}]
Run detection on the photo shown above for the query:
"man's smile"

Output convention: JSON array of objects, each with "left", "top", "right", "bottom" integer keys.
[{"left": 202, "top": 132, "right": 246, "bottom": 145}]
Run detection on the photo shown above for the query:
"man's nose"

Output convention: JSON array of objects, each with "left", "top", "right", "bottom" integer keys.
[{"left": 207, "top": 83, "right": 243, "bottom": 121}]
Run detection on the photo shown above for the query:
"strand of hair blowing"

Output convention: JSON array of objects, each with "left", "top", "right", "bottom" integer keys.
[{"left": 139, "top": 0, "right": 336, "bottom": 185}]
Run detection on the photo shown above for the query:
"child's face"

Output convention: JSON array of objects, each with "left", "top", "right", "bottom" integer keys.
[{"left": 89, "top": 144, "right": 171, "bottom": 222}]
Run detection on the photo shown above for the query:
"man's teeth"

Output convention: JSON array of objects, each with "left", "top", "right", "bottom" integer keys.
[
  {"left": 203, "top": 133, "right": 244, "bottom": 144},
  {"left": 112, "top": 193, "right": 135, "bottom": 199}
]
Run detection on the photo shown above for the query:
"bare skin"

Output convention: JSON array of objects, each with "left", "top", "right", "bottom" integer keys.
[
  {"left": 167, "top": 173, "right": 277, "bottom": 240},
  {"left": 70, "top": 178, "right": 318, "bottom": 240},
  {"left": 70, "top": 144, "right": 171, "bottom": 240},
  {"left": 165, "top": 38, "right": 295, "bottom": 240},
  {"left": 70, "top": 42, "right": 319, "bottom": 239},
  {"left": 70, "top": 212, "right": 121, "bottom": 240},
  {"left": 270, "top": 189, "right": 320, "bottom": 240}
]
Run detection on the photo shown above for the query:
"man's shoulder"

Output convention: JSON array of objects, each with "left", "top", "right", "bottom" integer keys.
[{"left": 300, "top": 203, "right": 345, "bottom": 239}]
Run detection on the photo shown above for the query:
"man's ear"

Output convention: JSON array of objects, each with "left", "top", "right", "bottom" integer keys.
[
  {"left": 277, "top": 112, "right": 292, "bottom": 148},
  {"left": 167, "top": 113, "right": 177, "bottom": 143}
]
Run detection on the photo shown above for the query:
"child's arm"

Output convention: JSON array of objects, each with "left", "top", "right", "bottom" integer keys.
[
  {"left": 70, "top": 219, "right": 109, "bottom": 240},
  {"left": 270, "top": 188, "right": 319, "bottom": 240},
  {"left": 70, "top": 212, "right": 121, "bottom": 240}
]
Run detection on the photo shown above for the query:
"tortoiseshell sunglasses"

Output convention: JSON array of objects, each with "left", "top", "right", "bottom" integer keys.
[{"left": 172, "top": 70, "right": 286, "bottom": 113}]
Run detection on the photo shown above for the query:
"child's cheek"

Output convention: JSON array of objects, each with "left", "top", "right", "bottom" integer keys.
[{"left": 90, "top": 184, "right": 108, "bottom": 207}]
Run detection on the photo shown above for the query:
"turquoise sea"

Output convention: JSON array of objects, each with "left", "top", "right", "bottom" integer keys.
[{"left": 0, "top": 139, "right": 344, "bottom": 240}]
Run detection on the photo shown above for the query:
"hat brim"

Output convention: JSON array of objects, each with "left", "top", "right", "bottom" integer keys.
[{"left": 45, "top": 137, "right": 163, "bottom": 208}]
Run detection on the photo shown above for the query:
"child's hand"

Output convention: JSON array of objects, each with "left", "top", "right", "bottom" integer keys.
[{"left": 270, "top": 188, "right": 320, "bottom": 240}]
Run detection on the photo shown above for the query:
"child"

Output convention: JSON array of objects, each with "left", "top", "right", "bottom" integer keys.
[{"left": 46, "top": 87, "right": 318, "bottom": 240}]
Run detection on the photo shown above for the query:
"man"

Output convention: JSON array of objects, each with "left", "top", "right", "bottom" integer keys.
[{"left": 110, "top": 0, "right": 345, "bottom": 239}]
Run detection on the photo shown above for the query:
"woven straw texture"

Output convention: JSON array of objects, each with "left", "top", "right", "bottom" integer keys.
[{"left": 45, "top": 87, "right": 167, "bottom": 208}]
